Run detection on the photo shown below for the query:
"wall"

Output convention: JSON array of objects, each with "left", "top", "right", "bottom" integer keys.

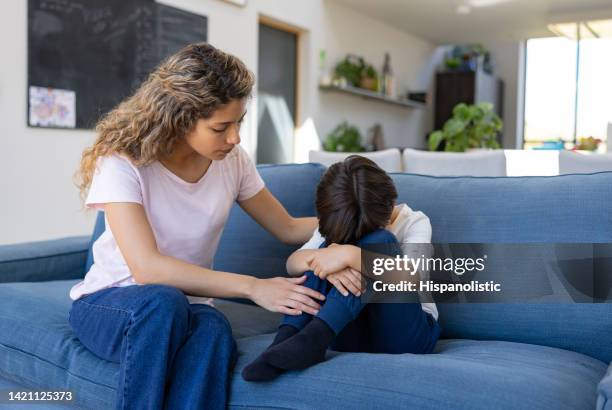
[
  {"left": 482, "top": 39, "right": 524, "bottom": 149},
  {"left": 0, "top": 1, "right": 98, "bottom": 245},
  {"left": 0, "top": 0, "right": 437, "bottom": 244}
]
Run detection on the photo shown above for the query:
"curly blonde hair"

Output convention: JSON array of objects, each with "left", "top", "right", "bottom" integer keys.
[{"left": 75, "top": 42, "right": 254, "bottom": 201}]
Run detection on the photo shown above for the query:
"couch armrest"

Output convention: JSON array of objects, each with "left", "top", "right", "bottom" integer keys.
[
  {"left": 598, "top": 362, "right": 612, "bottom": 410},
  {"left": 0, "top": 236, "right": 89, "bottom": 283}
]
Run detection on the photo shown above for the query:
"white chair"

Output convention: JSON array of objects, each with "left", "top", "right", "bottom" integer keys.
[
  {"left": 402, "top": 148, "right": 507, "bottom": 176},
  {"left": 308, "top": 148, "right": 403, "bottom": 173},
  {"left": 559, "top": 150, "right": 612, "bottom": 174}
]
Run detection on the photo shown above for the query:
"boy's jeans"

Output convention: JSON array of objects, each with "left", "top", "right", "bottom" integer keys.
[
  {"left": 282, "top": 229, "right": 441, "bottom": 354},
  {"left": 69, "top": 284, "right": 236, "bottom": 410}
]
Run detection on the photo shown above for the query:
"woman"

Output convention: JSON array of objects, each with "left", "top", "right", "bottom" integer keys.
[{"left": 69, "top": 42, "right": 339, "bottom": 409}]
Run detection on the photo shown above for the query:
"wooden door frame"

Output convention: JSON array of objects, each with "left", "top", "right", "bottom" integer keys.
[{"left": 258, "top": 14, "right": 302, "bottom": 128}]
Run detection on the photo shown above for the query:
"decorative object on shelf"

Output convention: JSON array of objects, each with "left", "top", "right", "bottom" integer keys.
[
  {"left": 318, "top": 49, "right": 332, "bottom": 86},
  {"left": 333, "top": 54, "right": 364, "bottom": 88},
  {"left": 574, "top": 137, "right": 602, "bottom": 151},
  {"left": 323, "top": 121, "right": 365, "bottom": 152},
  {"left": 428, "top": 102, "right": 502, "bottom": 152},
  {"left": 333, "top": 54, "right": 379, "bottom": 92},
  {"left": 360, "top": 64, "right": 379, "bottom": 92},
  {"left": 381, "top": 52, "right": 395, "bottom": 97},
  {"left": 366, "top": 123, "right": 385, "bottom": 151},
  {"left": 407, "top": 92, "right": 427, "bottom": 104},
  {"left": 444, "top": 44, "right": 492, "bottom": 74}
]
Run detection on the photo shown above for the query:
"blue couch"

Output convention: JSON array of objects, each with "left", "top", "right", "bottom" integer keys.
[{"left": 1, "top": 163, "right": 612, "bottom": 410}]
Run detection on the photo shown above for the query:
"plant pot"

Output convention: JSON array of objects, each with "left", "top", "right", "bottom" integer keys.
[{"left": 360, "top": 77, "right": 378, "bottom": 92}]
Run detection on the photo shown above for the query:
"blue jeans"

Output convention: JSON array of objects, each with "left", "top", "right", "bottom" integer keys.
[
  {"left": 282, "top": 229, "right": 441, "bottom": 354},
  {"left": 69, "top": 284, "right": 236, "bottom": 410}
]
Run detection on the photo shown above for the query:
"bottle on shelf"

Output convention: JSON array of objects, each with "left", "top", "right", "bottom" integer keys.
[{"left": 381, "top": 52, "right": 395, "bottom": 98}]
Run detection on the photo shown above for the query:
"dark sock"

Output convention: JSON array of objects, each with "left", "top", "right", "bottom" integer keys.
[
  {"left": 241, "top": 325, "right": 298, "bottom": 382},
  {"left": 262, "top": 318, "right": 335, "bottom": 370}
]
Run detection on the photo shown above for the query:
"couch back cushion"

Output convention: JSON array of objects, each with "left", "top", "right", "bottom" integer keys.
[
  {"left": 309, "top": 148, "right": 403, "bottom": 173},
  {"left": 402, "top": 148, "right": 507, "bottom": 176},
  {"left": 391, "top": 171, "right": 612, "bottom": 362},
  {"left": 214, "top": 163, "right": 323, "bottom": 278}
]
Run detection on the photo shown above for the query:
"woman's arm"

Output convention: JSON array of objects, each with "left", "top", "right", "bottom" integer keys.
[
  {"left": 104, "top": 202, "right": 325, "bottom": 315},
  {"left": 238, "top": 188, "right": 317, "bottom": 245}
]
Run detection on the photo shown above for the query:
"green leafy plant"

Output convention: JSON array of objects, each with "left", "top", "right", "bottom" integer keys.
[
  {"left": 323, "top": 121, "right": 365, "bottom": 152},
  {"left": 428, "top": 102, "right": 503, "bottom": 152},
  {"left": 334, "top": 55, "right": 365, "bottom": 87}
]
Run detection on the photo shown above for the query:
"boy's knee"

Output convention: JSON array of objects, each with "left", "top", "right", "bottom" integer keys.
[
  {"left": 358, "top": 229, "right": 398, "bottom": 245},
  {"left": 298, "top": 270, "right": 329, "bottom": 294}
]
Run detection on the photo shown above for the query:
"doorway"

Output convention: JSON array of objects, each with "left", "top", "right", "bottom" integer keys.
[{"left": 256, "top": 18, "right": 299, "bottom": 164}]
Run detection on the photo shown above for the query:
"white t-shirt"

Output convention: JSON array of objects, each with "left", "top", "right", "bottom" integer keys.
[
  {"left": 299, "top": 203, "right": 439, "bottom": 320},
  {"left": 69, "top": 145, "right": 265, "bottom": 301}
]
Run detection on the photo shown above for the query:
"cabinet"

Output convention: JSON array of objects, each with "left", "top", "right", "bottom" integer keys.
[{"left": 434, "top": 70, "right": 504, "bottom": 131}]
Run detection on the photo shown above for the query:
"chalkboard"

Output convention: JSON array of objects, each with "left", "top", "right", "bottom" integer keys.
[{"left": 28, "top": 0, "right": 207, "bottom": 129}]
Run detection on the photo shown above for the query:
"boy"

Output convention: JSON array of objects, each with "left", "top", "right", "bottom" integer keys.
[{"left": 243, "top": 155, "right": 440, "bottom": 382}]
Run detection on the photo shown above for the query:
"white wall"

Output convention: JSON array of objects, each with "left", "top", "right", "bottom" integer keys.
[
  {"left": 482, "top": 39, "right": 524, "bottom": 149},
  {"left": 0, "top": 1, "right": 97, "bottom": 245},
  {"left": 0, "top": 0, "right": 437, "bottom": 244}
]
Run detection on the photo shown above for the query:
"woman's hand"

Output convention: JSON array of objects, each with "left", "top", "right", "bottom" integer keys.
[
  {"left": 249, "top": 275, "right": 326, "bottom": 316},
  {"left": 307, "top": 244, "right": 358, "bottom": 279},
  {"left": 327, "top": 267, "right": 364, "bottom": 297}
]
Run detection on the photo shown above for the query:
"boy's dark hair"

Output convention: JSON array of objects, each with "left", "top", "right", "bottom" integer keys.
[{"left": 316, "top": 155, "right": 398, "bottom": 245}]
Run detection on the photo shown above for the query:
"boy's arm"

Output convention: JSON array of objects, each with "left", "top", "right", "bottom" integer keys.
[
  {"left": 286, "top": 249, "right": 319, "bottom": 276},
  {"left": 286, "top": 246, "right": 360, "bottom": 278},
  {"left": 301, "top": 244, "right": 360, "bottom": 279}
]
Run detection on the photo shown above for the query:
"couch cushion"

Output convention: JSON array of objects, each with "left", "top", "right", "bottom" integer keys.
[
  {"left": 0, "top": 280, "right": 280, "bottom": 409},
  {"left": 390, "top": 171, "right": 612, "bottom": 363},
  {"left": 391, "top": 172, "right": 612, "bottom": 244},
  {"left": 214, "top": 163, "right": 324, "bottom": 279},
  {"left": 230, "top": 335, "right": 605, "bottom": 410},
  {"left": 0, "top": 237, "right": 89, "bottom": 283},
  {"left": 309, "top": 148, "right": 403, "bottom": 173},
  {"left": 402, "top": 148, "right": 507, "bottom": 176},
  {"left": 1, "top": 280, "right": 605, "bottom": 409}
]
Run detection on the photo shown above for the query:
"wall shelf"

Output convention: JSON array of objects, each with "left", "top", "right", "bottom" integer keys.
[{"left": 319, "top": 84, "right": 426, "bottom": 109}]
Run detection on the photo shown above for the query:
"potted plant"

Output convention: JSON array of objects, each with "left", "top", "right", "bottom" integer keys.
[
  {"left": 323, "top": 121, "right": 365, "bottom": 152},
  {"left": 574, "top": 136, "right": 602, "bottom": 152},
  {"left": 334, "top": 55, "right": 364, "bottom": 88},
  {"left": 428, "top": 102, "right": 502, "bottom": 152},
  {"left": 360, "top": 64, "right": 379, "bottom": 92}
]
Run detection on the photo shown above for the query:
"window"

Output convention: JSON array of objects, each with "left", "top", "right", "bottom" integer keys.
[{"left": 523, "top": 19, "right": 612, "bottom": 152}]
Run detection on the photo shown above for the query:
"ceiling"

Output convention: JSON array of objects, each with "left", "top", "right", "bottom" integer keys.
[{"left": 330, "top": 0, "right": 612, "bottom": 44}]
